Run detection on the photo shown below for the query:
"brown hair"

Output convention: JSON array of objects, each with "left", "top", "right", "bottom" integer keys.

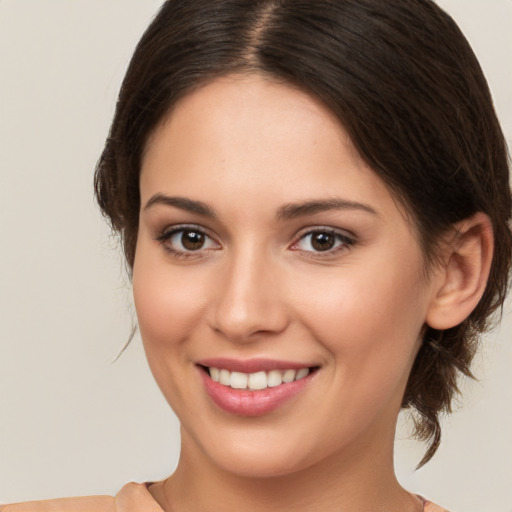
[{"left": 94, "top": 0, "right": 511, "bottom": 465}]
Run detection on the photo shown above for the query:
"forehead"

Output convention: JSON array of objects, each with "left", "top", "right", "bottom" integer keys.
[
  {"left": 145, "top": 77, "right": 357, "bottom": 181},
  {"left": 144, "top": 74, "right": 350, "bottom": 170},
  {"left": 140, "top": 74, "right": 414, "bottom": 231}
]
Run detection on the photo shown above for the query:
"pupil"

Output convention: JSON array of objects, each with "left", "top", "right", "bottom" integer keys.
[
  {"left": 312, "top": 232, "right": 335, "bottom": 251},
  {"left": 182, "top": 231, "right": 204, "bottom": 250}
]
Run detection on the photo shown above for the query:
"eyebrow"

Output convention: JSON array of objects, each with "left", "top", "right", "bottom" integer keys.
[
  {"left": 143, "top": 194, "right": 377, "bottom": 220},
  {"left": 144, "top": 194, "right": 217, "bottom": 218},
  {"left": 275, "top": 198, "right": 378, "bottom": 220}
]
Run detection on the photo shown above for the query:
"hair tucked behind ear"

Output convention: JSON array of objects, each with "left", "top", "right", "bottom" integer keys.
[
  {"left": 403, "top": 324, "right": 479, "bottom": 467},
  {"left": 95, "top": 0, "right": 512, "bottom": 465}
]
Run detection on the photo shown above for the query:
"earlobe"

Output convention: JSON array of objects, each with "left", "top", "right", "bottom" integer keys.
[{"left": 426, "top": 212, "right": 494, "bottom": 330}]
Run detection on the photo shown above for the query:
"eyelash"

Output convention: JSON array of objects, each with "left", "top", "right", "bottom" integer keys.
[{"left": 155, "top": 225, "right": 355, "bottom": 259}]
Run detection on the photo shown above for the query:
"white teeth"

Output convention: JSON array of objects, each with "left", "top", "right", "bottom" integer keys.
[
  {"left": 208, "top": 367, "right": 311, "bottom": 390},
  {"left": 230, "top": 371, "right": 248, "bottom": 389},
  {"left": 219, "top": 369, "right": 231, "bottom": 386},
  {"left": 267, "top": 370, "right": 283, "bottom": 387},
  {"left": 248, "top": 371, "right": 267, "bottom": 390},
  {"left": 282, "top": 369, "right": 296, "bottom": 383},
  {"left": 210, "top": 367, "right": 220, "bottom": 382},
  {"left": 295, "top": 368, "right": 310, "bottom": 380}
]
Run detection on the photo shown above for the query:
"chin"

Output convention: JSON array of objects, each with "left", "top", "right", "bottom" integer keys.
[
  {"left": 182, "top": 422, "right": 337, "bottom": 480},
  {"left": 209, "top": 445, "right": 311, "bottom": 478}
]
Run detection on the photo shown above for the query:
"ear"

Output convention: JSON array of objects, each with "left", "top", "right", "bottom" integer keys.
[{"left": 426, "top": 212, "right": 494, "bottom": 330}]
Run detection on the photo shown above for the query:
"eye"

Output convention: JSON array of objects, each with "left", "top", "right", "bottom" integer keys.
[
  {"left": 292, "top": 229, "right": 353, "bottom": 253},
  {"left": 157, "top": 226, "right": 220, "bottom": 254}
]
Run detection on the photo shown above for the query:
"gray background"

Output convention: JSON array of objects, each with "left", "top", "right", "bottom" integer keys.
[{"left": 1, "top": 1, "right": 511, "bottom": 510}]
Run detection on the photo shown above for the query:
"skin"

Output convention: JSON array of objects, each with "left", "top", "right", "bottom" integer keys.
[{"left": 133, "top": 74, "right": 455, "bottom": 512}]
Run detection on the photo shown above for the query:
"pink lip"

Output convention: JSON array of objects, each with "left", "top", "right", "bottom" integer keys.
[
  {"left": 197, "top": 357, "right": 313, "bottom": 373},
  {"left": 197, "top": 364, "right": 316, "bottom": 417}
]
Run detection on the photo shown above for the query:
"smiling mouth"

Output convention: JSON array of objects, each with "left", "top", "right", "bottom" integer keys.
[{"left": 199, "top": 366, "right": 318, "bottom": 391}]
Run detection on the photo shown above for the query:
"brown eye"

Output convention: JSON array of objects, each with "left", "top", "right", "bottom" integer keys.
[
  {"left": 293, "top": 229, "right": 353, "bottom": 254},
  {"left": 311, "top": 232, "right": 336, "bottom": 251},
  {"left": 181, "top": 230, "right": 205, "bottom": 250},
  {"left": 159, "top": 227, "right": 219, "bottom": 254}
]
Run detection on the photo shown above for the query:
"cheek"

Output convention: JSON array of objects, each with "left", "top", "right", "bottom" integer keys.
[
  {"left": 295, "top": 256, "right": 428, "bottom": 384},
  {"left": 131, "top": 242, "right": 216, "bottom": 412},
  {"left": 132, "top": 244, "right": 209, "bottom": 352}
]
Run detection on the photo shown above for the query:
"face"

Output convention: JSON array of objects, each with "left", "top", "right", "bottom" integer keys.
[{"left": 134, "top": 75, "right": 439, "bottom": 478}]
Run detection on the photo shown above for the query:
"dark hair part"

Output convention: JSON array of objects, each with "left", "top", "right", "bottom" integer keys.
[{"left": 95, "top": 0, "right": 511, "bottom": 465}]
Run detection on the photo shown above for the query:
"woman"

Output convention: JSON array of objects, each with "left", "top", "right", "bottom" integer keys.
[{"left": 2, "top": 0, "right": 510, "bottom": 510}]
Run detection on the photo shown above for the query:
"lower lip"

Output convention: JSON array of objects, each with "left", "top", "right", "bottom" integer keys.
[{"left": 199, "top": 368, "right": 314, "bottom": 417}]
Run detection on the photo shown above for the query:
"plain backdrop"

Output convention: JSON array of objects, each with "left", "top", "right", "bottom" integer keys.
[{"left": 0, "top": 1, "right": 511, "bottom": 510}]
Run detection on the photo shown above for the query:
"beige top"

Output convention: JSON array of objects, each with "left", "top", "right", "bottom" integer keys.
[{"left": 1, "top": 483, "right": 448, "bottom": 511}]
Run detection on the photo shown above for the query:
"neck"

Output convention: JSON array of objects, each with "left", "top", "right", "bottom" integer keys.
[{"left": 158, "top": 424, "right": 421, "bottom": 512}]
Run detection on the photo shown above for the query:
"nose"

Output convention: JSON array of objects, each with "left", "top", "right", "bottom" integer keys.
[{"left": 207, "top": 247, "right": 290, "bottom": 342}]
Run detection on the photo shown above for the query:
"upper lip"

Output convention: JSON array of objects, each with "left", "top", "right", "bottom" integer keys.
[{"left": 196, "top": 358, "right": 316, "bottom": 373}]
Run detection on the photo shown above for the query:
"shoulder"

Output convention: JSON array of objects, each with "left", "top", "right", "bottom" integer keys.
[
  {"left": 0, "top": 495, "right": 115, "bottom": 512},
  {"left": 0, "top": 482, "right": 162, "bottom": 512},
  {"left": 424, "top": 500, "right": 450, "bottom": 512}
]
